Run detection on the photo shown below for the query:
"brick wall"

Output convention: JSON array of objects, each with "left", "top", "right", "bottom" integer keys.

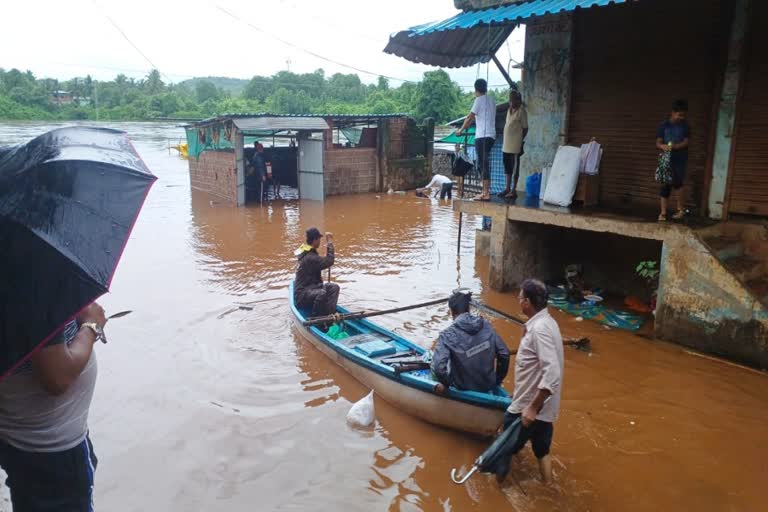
[
  {"left": 382, "top": 116, "right": 432, "bottom": 191},
  {"left": 188, "top": 150, "right": 237, "bottom": 204},
  {"left": 324, "top": 148, "right": 377, "bottom": 196}
]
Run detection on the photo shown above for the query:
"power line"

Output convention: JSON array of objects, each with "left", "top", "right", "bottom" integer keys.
[
  {"left": 92, "top": 0, "right": 172, "bottom": 83},
  {"left": 215, "top": 4, "right": 416, "bottom": 84}
]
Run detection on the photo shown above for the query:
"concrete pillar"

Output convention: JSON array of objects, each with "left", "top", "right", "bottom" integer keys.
[
  {"left": 520, "top": 14, "right": 574, "bottom": 190},
  {"left": 488, "top": 213, "right": 510, "bottom": 291},
  {"left": 707, "top": 0, "right": 749, "bottom": 219}
]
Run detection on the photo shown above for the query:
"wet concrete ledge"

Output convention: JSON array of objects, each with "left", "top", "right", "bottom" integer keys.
[{"left": 454, "top": 196, "right": 690, "bottom": 242}]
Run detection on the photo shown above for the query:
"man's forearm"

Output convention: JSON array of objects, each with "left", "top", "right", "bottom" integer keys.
[
  {"left": 529, "top": 388, "right": 551, "bottom": 413},
  {"left": 460, "top": 113, "right": 475, "bottom": 131}
]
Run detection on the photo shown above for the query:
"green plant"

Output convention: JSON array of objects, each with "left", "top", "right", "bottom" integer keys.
[{"left": 635, "top": 260, "right": 660, "bottom": 282}]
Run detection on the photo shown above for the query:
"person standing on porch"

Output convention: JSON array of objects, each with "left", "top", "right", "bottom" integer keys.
[
  {"left": 656, "top": 99, "right": 690, "bottom": 221},
  {"left": 456, "top": 79, "right": 496, "bottom": 201},
  {"left": 499, "top": 90, "right": 528, "bottom": 200}
]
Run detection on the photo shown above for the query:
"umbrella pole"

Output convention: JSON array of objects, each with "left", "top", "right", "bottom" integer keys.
[{"left": 450, "top": 465, "right": 479, "bottom": 485}]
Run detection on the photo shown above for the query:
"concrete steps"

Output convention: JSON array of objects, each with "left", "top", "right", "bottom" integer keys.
[{"left": 702, "top": 224, "right": 768, "bottom": 307}]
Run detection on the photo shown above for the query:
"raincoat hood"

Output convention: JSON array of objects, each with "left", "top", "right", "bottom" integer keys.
[
  {"left": 453, "top": 313, "right": 485, "bottom": 335},
  {"left": 295, "top": 243, "right": 314, "bottom": 260}
]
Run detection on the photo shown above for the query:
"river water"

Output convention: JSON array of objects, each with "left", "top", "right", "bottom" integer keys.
[{"left": 1, "top": 122, "right": 767, "bottom": 511}]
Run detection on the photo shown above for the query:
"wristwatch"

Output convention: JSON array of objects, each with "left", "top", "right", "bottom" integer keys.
[{"left": 81, "top": 322, "right": 105, "bottom": 343}]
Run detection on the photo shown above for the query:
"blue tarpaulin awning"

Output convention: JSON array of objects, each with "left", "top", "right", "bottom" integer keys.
[{"left": 384, "top": 0, "right": 630, "bottom": 68}]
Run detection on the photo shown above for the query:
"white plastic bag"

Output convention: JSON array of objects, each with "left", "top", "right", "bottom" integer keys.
[
  {"left": 346, "top": 390, "right": 375, "bottom": 427},
  {"left": 543, "top": 146, "right": 581, "bottom": 207}
]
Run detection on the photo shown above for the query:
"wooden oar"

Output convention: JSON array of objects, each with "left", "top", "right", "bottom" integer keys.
[
  {"left": 511, "top": 338, "right": 590, "bottom": 354},
  {"left": 470, "top": 299, "right": 525, "bottom": 326},
  {"left": 471, "top": 299, "right": 591, "bottom": 351},
  {"left": 302, "top": 297, "right": 449, "bottom": 327}
]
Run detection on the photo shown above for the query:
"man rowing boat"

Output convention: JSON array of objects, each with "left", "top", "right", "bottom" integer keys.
[
  {"left": 294, "top": 228, "right": 339, "bottom": 320},
  {"left": 431, "top": 291, "right": 511, "bottom": 394}
]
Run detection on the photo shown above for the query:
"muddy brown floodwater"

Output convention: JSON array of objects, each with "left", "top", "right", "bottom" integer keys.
[{"left": 1, "top": 122, "right": 767, "bottom": 512}]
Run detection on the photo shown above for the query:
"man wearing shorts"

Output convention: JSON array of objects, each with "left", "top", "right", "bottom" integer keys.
[
  {"left": 495, "top": 279, "right": 564, "bottom": 485},
  {"left": 456, "top": 79, "right": 496, "bottom": 201},
  {"left": 656, "top": 99, "right": 690, "bottom": 221}
]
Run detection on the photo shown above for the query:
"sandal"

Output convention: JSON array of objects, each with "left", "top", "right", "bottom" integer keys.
[
  {"left": 477, "top": 195, "right": 491, "bottom": 202},
  {"left": 496, "top": 190, "right": 510, "bottom": 198},
  {"left": 505, "top": 191, "right": 518, "bottom": 199},
  {"left": 672, "top": 209, "right": 685, "bottom": 220},
  {"left": 658, "top": 213, "right": 667, "bottom": 222}
]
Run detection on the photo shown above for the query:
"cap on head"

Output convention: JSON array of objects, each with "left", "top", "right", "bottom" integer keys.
[
  {"left": 306, "top": 227, "right": 323, "bottom": 244},
  {"left": 449, "top": 289, "right": 472, "bottom": 315}
]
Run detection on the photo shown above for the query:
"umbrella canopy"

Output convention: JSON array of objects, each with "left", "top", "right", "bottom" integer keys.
[{"left": 0, "top": 126, "right": 156, "bottom": 378}]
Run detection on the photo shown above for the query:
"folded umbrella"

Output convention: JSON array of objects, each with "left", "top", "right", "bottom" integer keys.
[
  {"left": 450, "top": 417, "right": 522, "bottom": 484},
  {"left": 0, "top": 126, "right": 156, "bottom": 378}
]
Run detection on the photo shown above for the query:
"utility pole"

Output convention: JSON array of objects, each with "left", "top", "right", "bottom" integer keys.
[
  {"left": 94, "top": 80, "right": 100, "bottom": 121},
  {"left": 286, "top": 58, "right": 291, "bottom": 72}
]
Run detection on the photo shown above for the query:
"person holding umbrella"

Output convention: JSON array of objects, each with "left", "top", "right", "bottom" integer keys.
[
  {"left": 0, "top": 126, "right": 156, "bottom": 510},
  {"left": 0, "top": 303, "right": 107, "bottom": 511},
  {"left": 495, "top": 279, "right": 564, "bottom": 485}
]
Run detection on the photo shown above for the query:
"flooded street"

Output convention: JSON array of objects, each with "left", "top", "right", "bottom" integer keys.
[{"left": 2, "top": 122, "right": 767, "bottom": 511}]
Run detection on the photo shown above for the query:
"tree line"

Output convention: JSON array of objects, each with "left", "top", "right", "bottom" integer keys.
[{"left": 0, "top": 67, "right": 512, "bottom": 124}]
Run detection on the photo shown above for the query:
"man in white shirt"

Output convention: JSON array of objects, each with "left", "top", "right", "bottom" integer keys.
[
  {"left": 456, "top": 79, "right": 496, "bottom": 201},
  {"left": 417, "top": 173, "right": 454, "bottom": 199},
  {"left": 496, "top": 278, "right": 564, "bottom": 485}
]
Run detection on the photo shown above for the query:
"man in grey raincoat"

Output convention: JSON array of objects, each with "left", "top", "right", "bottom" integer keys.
[{"left": 431, "top": 291, "right": 510, "bottom": 393}]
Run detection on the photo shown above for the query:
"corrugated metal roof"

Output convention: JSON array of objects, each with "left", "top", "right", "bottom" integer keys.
[
  {"left": 232, "top": 116, "right": 330, "bottom": 133},
  {"left": 384, "top": 0, "right": 632, "bottom": 68},
  {"left": 191, "top": 112, "right": 409, "bottom": 127}
]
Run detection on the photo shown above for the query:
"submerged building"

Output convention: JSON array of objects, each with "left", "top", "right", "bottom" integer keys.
[{"left": 184, "top": 113, "right": 434, "bottom": 205}]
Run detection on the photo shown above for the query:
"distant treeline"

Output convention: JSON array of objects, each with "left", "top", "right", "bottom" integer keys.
[{"left": 0, "top": 68, "right": 514, "bottom": 124}]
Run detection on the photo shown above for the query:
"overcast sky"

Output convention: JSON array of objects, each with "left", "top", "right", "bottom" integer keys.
[{"left": 1, "top": 0, "right": 525, "bottom": 89}]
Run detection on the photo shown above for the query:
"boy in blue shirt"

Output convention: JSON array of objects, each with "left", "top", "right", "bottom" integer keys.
[{"left": 656, "top": 99, "right": 690, "bottom": 221}]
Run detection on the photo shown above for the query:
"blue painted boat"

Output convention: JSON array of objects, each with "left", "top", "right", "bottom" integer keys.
[{"left": 290, "top": 283, "right": 511, "bottom": 436}]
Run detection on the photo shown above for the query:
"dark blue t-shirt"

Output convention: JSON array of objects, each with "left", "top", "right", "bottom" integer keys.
[{"left": 656, "top": 120, "right": 690, "bottom": 164}]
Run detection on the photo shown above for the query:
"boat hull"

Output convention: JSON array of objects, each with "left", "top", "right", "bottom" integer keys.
[{"left": 293, "top": 318, "right": 505, "bottom": 437}]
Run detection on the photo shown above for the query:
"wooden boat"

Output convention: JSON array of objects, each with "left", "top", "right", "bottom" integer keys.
[{"left": 289, "top": 282, "right": 511, "bottom": 436}]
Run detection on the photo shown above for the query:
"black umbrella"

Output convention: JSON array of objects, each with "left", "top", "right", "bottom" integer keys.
[
  {"left": 450, "top": 417, "right": 522, "bottom": 484},
  {"left": 0, "top": 126, "right": 156, "bottom": 378}
]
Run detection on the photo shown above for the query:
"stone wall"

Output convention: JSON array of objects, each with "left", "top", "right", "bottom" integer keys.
[
  {"left": 188, "top": 150, "right": 237, "bottom": 204},
  {"left": 432, "top": 151, "right": 454, "bottom": 178},
  {"left": 386, "top": 158, "right": 430, "bottom": 191},
  {"left": 324, "top": 148, "right": 377, "bottom": 196}
]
